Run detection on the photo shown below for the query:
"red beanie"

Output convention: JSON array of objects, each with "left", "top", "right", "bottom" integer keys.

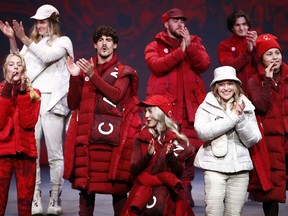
[
  {"left": 256, "top": 34, "right": 281, "bottom": 58},
  {"left": 161, "top": 8, "right": 187, "bottom": 23}
]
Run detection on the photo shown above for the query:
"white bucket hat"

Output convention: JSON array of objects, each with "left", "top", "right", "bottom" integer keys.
[
  {"left": 210, "top": 66, "right": 241, "bottom": 87},
  {"left": 30, "top": 4, "right": 59, "bottom": 22}
]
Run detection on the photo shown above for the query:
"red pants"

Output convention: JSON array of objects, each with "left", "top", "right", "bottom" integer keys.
[{"left": 0, "top": 154, "right": 36, "bottom": 216}]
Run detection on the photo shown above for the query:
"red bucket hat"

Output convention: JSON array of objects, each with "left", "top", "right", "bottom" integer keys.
[
  {"left": 256, "top": 34, "right": 281, "bottom": 58},
  {"left": 139, "top": 95, "right": 174, "bottom": 118},
  {"left": 161, "top": 8, "right": 187, "bottom": 23}
]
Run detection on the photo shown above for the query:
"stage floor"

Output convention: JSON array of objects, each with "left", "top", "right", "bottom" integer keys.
[{"left": 5, "top": 167, "right": 287, "bottom": 215}]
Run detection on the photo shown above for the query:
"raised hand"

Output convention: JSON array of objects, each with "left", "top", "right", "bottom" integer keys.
[
  {"left": 66, "top": 56, "right": 80, "bottom": 76},
  {"left": 232, "top": 100, "right": 245, "bottom": 116},
  {"left": 246, "top": 30, "right": 258, "bottom": 52},
  {"left": 147, "top": 139, "right": 155, "bottom": 155},
  {"left": 265, "top": 62, "right": 277, "bottom": 78},
  {"left": 12, "top": 20, "right": 26, "bottom": 41},
  {"left": 0, "top": 20, "right": 14, "bottom": 38},
  {"left": 20, "top": 75, "right": 27, "bottom": 91},
  {"left": 76, "top": 58, "right": 95, "bottom": 78},
  {"left": 166, "top": 140, "right": 175, "bottom": 156}
]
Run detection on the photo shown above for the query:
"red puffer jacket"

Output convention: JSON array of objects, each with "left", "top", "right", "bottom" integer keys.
[
  {"left": 0, "top": 82, "right": 40, "bottom": 158},
  {"left": 248, "top": 63, "right": 288, "bottom": 203},
  {"left": 145, "top": 31, "right": 210, "bottom": 125},
  {"left": 64, "top": 55, "right": 142, "bottom": 195}
]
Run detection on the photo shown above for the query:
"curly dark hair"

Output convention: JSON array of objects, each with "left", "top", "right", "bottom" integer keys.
[
  {"left": 226, "top": 10, "right": 251, "bottom": 33},
  {"left": 92, "top": 25, "right": 119, "bottom": 44}
]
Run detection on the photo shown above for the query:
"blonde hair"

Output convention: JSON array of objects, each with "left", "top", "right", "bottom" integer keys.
[
  {"left": 30, "top": 19, "right": 61, "bottom": 44},
  {"left": 211, "top": 81, "right": 243, "bottom": 110},
  {"left": 146, "top": 106, "right": 189, "bottom": 145},
  {"left": 3, "top": 53, "right": 40, "bottom": 102}
]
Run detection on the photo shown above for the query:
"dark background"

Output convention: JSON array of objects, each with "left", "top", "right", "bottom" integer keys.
[{"left": 1, "top": 0, "right": 288, "bottom": 100}]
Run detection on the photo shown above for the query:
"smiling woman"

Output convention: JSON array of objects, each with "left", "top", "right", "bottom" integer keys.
[{"left": 194, "top": 65, "right": 262, "bottom": 216}]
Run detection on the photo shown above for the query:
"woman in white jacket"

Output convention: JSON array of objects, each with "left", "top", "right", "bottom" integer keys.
[
  {"left": 0, "top": 4, "right": 73, "bottom": 215},
  {"left": 194, "top": 66, "right": 261, "bottom": 216}
]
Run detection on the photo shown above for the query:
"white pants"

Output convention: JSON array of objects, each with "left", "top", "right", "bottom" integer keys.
[
  {"left": 35, "top": 94, "right": 65, "bottom": 192},
  {"left": 204, "top": 170, "right": 249, "bottom": 216}
]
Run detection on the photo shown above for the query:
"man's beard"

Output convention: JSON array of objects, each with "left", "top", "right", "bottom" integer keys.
[{"left": 170, "top": 28, "right": 182, "bottom": 39}]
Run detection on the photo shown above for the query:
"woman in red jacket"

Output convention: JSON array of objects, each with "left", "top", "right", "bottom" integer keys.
[
  {"left": 248, "top": 34, "right": 288, "bottom": 216},
  {"left": 0, "top": 53, "right": 40, "bottom": 216},
  {"left": 121, "top": 95, "right": 195, "bottom": 216}
]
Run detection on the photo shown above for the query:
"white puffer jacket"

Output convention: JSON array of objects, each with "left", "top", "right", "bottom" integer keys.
[{"left": 194, "top": 92, "right": 262, "bottom": 173}]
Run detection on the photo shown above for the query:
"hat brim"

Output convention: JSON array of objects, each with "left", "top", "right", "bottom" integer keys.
[
  {"left": 210, "top": 78, "right": 242, "bottom": 87},
  {"left": 30, "top": 15, "right": 47, "bottom": 20}
]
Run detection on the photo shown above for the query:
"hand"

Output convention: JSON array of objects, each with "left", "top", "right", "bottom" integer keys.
[
  {"left": 232, "top": 100, "right": 245, "bottom": 116},
  {"left": 76, "top": 58, "right": 95, "bottom": 77},
  {"left": 147, "top": 139, "right": 155, "bottom": 155},
  {"left": 66, "top": 56, "right": 80, "bottom": 76},
  {"left": 166, "top": 140, "right": 175, "bottom": 155},
  {"left": 12, "top": 20, "right": 31, "bottom": 46},
  {"left": 20, "top": 75, "right": 27, "bottom": 91},
  {"left": 265, "top": 62, "right": 278, "bottom": 78},
  {"left": 246, "top": 30, "right": 257, "bottom": 52},
  {"left": 0, "top": 20, "right": 14, "bottom": 38},
  {"left": 180, "top": 27, "right": 191, "bottom": 51}
]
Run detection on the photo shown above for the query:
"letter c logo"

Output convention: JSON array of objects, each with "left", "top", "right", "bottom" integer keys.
[
  {"left": 98, "top": 122, "right": 113, "bottom": 135},
  {"left": 146, "top": 196, "right": 157, "bottom": 209}
]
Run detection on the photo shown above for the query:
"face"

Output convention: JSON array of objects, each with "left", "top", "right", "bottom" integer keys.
[
  {"left": 145, "top": 107, "right": 158, "bottom": 128},
  {"left": 232, "top": 17, "right": 249, "bottom": 37},
  {"left": 165, "top": 18, "right": 185, "bottom": 39},
  {"left": 94, "top": 35, "right": 117, "bottom": 63},
  {"left": 5, "top": 55, "right": 24, "bottom": 83},
  {"left": 262, "top": 48, "right": 282, "bottom": 73},
  {"left": 36, "top": 19, "right": 49, "bottom": 36},
  {"left": 217, "top": 80, "right": 235, "bottom": 102}
]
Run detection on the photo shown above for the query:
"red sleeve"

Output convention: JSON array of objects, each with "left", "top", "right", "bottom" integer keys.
[
  {"left": 1, "top": 82, "right": 13, "bottom": 98},
  {"left": 248, "top": 76, "right": 273, "bottom": 114},
  {"left": 166, "top": 153, "right": 184, "bottom": 178},
  {"left": 184, "top": 36, "right": 210, "bottom": 74},
  {"left": 67, "top": 75, "right": 83, "bottom": 110},
  {"left": 130, "top": 138, "right": 153, "bottom": 177},
  {"left": 89, "top": 72, "right": 130, "bottom": 104},
  {"left": 17, "top": 91, "right": 41, "bottom": 129},
  {"left": 0, "top": 97, "right": 12, "bottom": 130},
  {"left": 144, "top": 41, "right": 185, "bottom": 77}
]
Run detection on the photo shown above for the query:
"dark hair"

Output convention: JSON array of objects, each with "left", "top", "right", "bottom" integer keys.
[
  {"left": 92, "top": 25, "right": 119, "bottom": 44},
  {"left": 226, "top": 10, "right": 251, "bottom": 33}
]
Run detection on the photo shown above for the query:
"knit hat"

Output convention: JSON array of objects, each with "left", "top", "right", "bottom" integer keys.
[
  {"left": 139, "top": 95, "right": 174, "bottom": 118},
  {"left": 256, "top": 34, "right": 281, "bottom": 58},
  {"left": 161, "top": 8, "right": 187, "bottom": 23},
  {"left": 30, "top": 4, "right": 59, "bottom": 22},
  {"left": 210, "top": 66, "right": 241, "bottom": 87}
]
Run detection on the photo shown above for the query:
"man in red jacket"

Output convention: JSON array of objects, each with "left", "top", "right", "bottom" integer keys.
[
  {"left": 218, "top": 10, "right": 258, "bottom": 95},
  {"left": 64, "top": 26, "right": 142, "bottom": 216},
  {"left": 144, "top": 8, "right": 210, "bottom": 207}
]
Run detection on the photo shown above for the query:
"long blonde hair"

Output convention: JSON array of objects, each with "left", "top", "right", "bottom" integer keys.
[
  {"left": 147, "top": 106, "right": 189, "bottom": 145},
  {"left": 3, "top": 53, "right": 40, "bottom": 102},
  {"left": 30, "top": 19, "right": 61, "bottom": 44},
  {"left": 211, "top": 81, "right": 243, "bottom": 110}
]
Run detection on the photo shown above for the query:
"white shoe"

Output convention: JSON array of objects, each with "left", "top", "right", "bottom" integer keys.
[
  {"left": 32, "top": 190, "right": 44, "bottom": 216},
  {"left": 47, "top": 190, "right": 63, "bottom": 215}
]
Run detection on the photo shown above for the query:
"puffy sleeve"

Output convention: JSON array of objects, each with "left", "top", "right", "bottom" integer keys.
[
  {"left": 17, "top": 90, "right": 41, "bottom": 129},
  {"left": 144, "top": 41, "right": 185, "bottom": 77},
  {"left": 194, "top": 104, "right": 239, "bottom": 141}
]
